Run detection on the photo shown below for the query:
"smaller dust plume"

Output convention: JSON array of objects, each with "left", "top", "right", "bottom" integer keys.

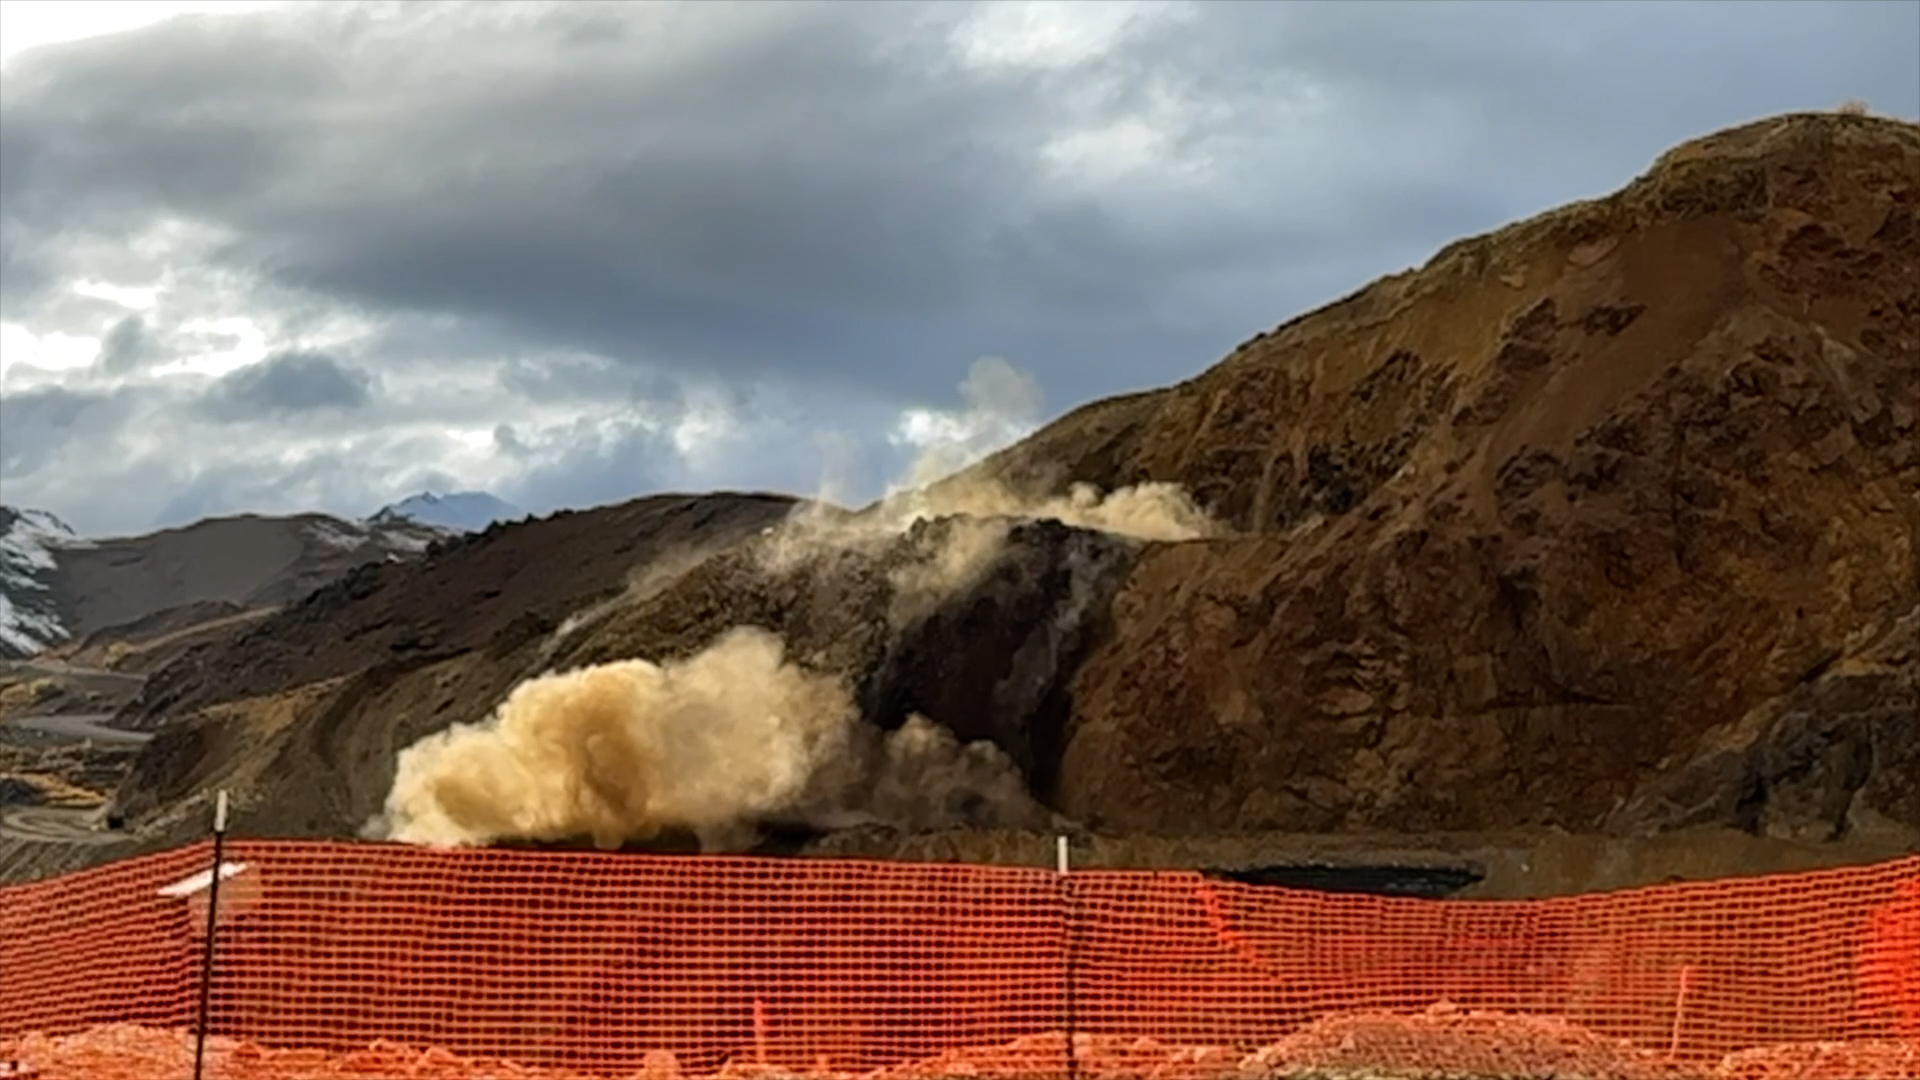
[
  {"left": 890, "top": 356, "right": 1045, "bottom": 493},
  {"left": 882, "top": 478, "right": 1217, "bottom": 543},
  {"left": 873, "top": 355, "right": 1216, "bottom": 542},
  {"left": 763, "top": 355, "right": 1216, "bottom": 604},
  {"left": 795, "top": 713, "right": 1053, "bottom": 833},
  {"left": 869, "top": 715, "right": 1050, "bottom": 830},
  {"left": 375, "top": 627, "right": 854, "bottom": 850}
]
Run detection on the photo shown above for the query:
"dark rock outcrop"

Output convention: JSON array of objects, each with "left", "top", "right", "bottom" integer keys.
[{"left": 1611, "top": 608, "right": 1919, "bottom": 841}]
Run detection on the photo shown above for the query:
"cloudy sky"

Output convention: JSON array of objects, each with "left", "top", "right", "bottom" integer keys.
[{"left": 1, "top": 0, "right": 1915, "bottom": 537}]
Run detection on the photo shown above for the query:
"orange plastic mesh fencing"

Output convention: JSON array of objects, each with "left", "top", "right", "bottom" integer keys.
[{"left": 3, "top": 840, "right": 1917, "bottom": 1080}]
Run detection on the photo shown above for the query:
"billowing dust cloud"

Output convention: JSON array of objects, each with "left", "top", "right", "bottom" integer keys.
[
  {"left": 378, "top": 628, "right": 851, "bottom": 849},
  {"left": 375, "top": 627, "right": 1052, "bottom": 849}
]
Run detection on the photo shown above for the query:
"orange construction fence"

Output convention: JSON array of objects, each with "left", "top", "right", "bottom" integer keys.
[{"left": 2, "top": 840, "right": 1916, "bottom": 1080}]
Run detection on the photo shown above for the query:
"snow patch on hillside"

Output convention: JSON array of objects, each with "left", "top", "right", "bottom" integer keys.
[
  {"left": 370, "top": 491, "right": 525, "bottom": 533},
  {"left": 306, "top": 518, "right": 371, "bottom": 552},
  {"left": 0, "top": 507, "right": 80, "bottom": 656}
]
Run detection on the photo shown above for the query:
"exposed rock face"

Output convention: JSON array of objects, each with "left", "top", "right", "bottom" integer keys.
[
  {"left": 1612, "top": 608, "right": 1918, "bottom": 842},
  {"left": 960, "top": 113, "right": 1919, "bottom": 838}
]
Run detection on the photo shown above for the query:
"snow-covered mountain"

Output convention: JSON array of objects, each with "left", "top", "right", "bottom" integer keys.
[
  {"left": 369, "top": 491, "right": 525, "bottom": 533},
  {"left": 0, "top": 506, "right": 449, "bottom": 660},
  {"left": 0, "top": 506, "right": 85, "bottom": 656}
]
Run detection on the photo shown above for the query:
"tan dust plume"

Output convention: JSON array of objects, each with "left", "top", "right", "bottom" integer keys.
[
  {"left": 763, "top": 356, "right": 1216, "bottom": 603},
  {"left": 376, "top": 626, "right": 855, "bottom": 850},
  {"left": 867, "top": 713, "right": 1051, "bottom": 831},
  {"left": 377, "top": 625, "right": 1052, "bottom": 849}
]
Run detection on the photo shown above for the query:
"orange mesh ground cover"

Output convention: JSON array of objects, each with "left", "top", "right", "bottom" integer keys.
[
  {"left": 3, "top": 842, "right": 1916, "bottom": 1080},
  {"left": 7, "top": 1020, "right": 1918, "bottom": 1080}
]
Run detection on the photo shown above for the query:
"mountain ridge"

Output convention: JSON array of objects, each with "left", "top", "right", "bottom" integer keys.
[{"left": 0, "top": 507, "right": 446, "bottom": 662}]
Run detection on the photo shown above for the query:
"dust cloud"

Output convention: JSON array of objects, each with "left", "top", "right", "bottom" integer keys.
[
  {"left": 374, "top": 626, "right": 1050, "bottom": 849},
  {"left": 875, "top": 355, "right": 1217, "bottom": 544},
  {"left": 377, "top": 627, "right": 852, "bottom": 849},
  {"left": 884, "top": 478, "right": 1216, "bottom": 542},
  {"left": 796, "top": 713, "right": 1052, "bottom": 834},
  {"left": 764, "top": 356, "right": 1216, "bottom": 596},
  {"left": 890, "top": 356, "right": 1045, "bottom": 493}
]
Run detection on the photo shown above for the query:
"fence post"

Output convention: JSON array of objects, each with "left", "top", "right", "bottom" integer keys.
[
  {"left": 1058, "top": 835, "right": 1078, "bottom": 1080},
  {"left": 192, "top": 790, "right": 229, "bottom": 1080}
]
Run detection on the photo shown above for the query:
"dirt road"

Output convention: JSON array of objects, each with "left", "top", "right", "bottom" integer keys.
[
  {"left": 0, "top": 805, "right": 122, "bottom": 845},
  {"left": 8, "top": 713, "right": 153, "bottom": 745},
  {"left": 0, "top": 711, "right": 153, "bottom": 844}
]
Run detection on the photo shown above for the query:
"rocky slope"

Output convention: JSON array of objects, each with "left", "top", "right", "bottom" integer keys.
[
  {"left": 103, "top": 500, "right": 1136, "bottom": 847},
  {"left": 5, "top": 111, "right": 1915, "bottom": 886},
  {"left": 957, "top": 112, "right": 1919, "bottom": 843},
  {"left": 101, "top": 494, "right": 803, "bottom": 834}
]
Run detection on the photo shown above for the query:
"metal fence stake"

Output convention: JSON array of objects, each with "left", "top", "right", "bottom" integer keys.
[{"left": 192, "top": 790, "right": 229, "bottom": 1080}]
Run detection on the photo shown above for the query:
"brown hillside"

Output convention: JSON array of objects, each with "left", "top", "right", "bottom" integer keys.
[
  {"left": 3, "top": 493, "right": 801, "bottom": 882},
  {"left": 118, "top": 494, "right": 802, "bottom": 728},
  {"left": 53, "top": 600, "right": 275, "bottom": 677},
  {"left": 961, "top": 112, "right": 1918, "bottom": 839}
]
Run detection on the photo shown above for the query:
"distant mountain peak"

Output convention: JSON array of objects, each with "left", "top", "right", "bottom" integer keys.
[
  {"left": 0, "top": 504, "right": 79, "bottom": 542},
  {"left": 369, "top": 490, "right": 525, "bottom": 533}
]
